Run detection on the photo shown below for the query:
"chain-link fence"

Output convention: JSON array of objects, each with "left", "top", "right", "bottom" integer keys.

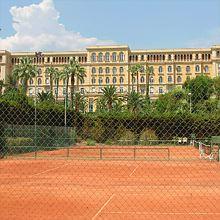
[{"left": 0, "top": 78, "right": 220, "bottom": 219}]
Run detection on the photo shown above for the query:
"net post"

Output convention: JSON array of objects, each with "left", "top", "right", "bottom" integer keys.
[
  {"left": 134, "top": 147, "right": 136, "bottom": 160},
  {"left": 67, "top": 147, "right": 70, "bottom": 158},
  {"left": 100, "top": 148, "right": 103, "bottom": 160},
  {"left": 34, "top": 148, "right": 37, "bottom": 159}
]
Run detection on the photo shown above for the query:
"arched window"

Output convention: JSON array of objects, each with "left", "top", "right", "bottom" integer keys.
[
  {"left": 168, "top": 76, "right": 172, "bottom": 83},
  {"left": 150, "top": 87, "right": 154, "bottom": 94},
  {"left": 177, "top": 76, "right": 182, "bottom": 83},
  {"left": 92, "top": 77, "right": 96, "bottom": 84},
  {"left": 149, "top": 76, "right": 154, "bottom": 83},
  {"left": 106, "top": 77, "right": 110, "bottom": 84},
  {"left": 37, "top": 78, "right": 42, "bottom": 85},
  {"left": 140, "top": 76, "right": 145, "bottom": 83},
  {"left": 92, "top": 67, "right": 96, "bottom": 74},
  {"left": 91, "top": 53, "right": 96, "bottom": 62},
  {"left": 140, "top": 66, "right": 145, "bottom": 73},
  {"left": 45, "top": 78, "right": 49, "bottom": 85},
  {"left": 113, "top": 77, "right": 117, "bottom": 84},
  {"left": 141, "top": 55, "right": 144, "bottom": 61},
  {"left": 168, "top": 55, "right": 171, "bottom": 60},
  {"left": 159, "top": 87, "right": 163, "bottom": 94},
  {"left": 132, "top": 77, "right": 136, "bottom": 83},
  {"left": 168, "top": 66, "right": 172, "bottom": 72},
  {"left": 120, "top": 77, "right": 124, "bottom": 84},
  {"left": 105, "top": 67, "right": 110, "bottom": 74},
  {"left": 177, "top": 66, "right": 182, "bottom": 72},
  {"left": 112, "top": 52, "right": 117, "bottom": 62},
  {"left": 195, "top": 65, "right": 200, "bottom": 72},
  {"left": 119, "top": 52, "right": 124, "bottom": 61},
  {"left": 135, "top": 55, "right": 138, "bottom": 61},
  {"left": 204, "top": 65, "right": 209, "bottom": 73},
  {"left": 38, "top": 68, "right": 42, "bottom": 76},
  {"left": 158, "top": 66, "right": 163, "bottom": 73},
  {"left": 186, "top": 66, "right": 190, "bottom": 73},
  {"left": 105, "top": 52, "right": 110, "bottom": 62},
  {"left": 119, "top": 67, "right": 124, "bottom": 73},
  {"left": 29, "top": 78, "right": 34, "bottom": 85},
  {"left": 159, "top": 76, "right": 163, "bottom": 84},
  {"left": 99, "top": 67, "right": 103, "bottom": 74},
  {"left": 98, "top": 53, "right": 103, "bottom": 62},
  {"left": 113, "top": 67, "right": 117, "bottom": 74},
  {"left": 98, "top": 77, "right": 103, "bottom": 85}
]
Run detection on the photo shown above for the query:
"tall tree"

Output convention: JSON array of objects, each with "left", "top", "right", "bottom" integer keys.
[
  {"left": 12, "top": 57, "right": 38, "bottom": 94},
  {"left": 53, "top": 68, "right": 61, "bottom": 102},
  {"left": 45, "top": 66, "right": 57, "bottom": 94},
  {"left": 0, "top": 80, "right": 4, "bottom": 95},
  {"left": 126, "top": 91, "right": 144, "bottom": 114},
  {"left": 101, "top": 85, "right": 118, "bottom": 111},
  {"left": 129, "top": 64, "right": 143, "bottom": 93},
  {"left": 213, "top": 76, "right": 220, "bottom": 100},
  {"left": 63, "top": 58, "right": 86, "bottom": 108}
]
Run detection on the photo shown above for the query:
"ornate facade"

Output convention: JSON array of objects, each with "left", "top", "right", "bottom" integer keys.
[{"left": 1, "top": 45, "right": 220, "bottom": 111}]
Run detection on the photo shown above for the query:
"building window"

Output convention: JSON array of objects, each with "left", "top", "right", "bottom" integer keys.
[
  {"left": 106, "top": 67, "right": 110, "bottom": 74},
  {"left": 37, "top": 88, "right": 42, "bottom": 94},
  {"left": 80, "top": 88, "right": 85, "bottom": 94},
  {"left": 37, "top": 78, "right": 42, "bottom": 85},
  {"left": 177, "top": 76, "right": 182, "bottom": 83},
  {"left": 204, "top": 65, "right": 209, "bottom": 73},
  {"left": 54, "top": 88, "right": 58, "bottom": 94},
  {"left": 159, "top": 87, "right": 163, "bottom": 94},
  {"left": 120, "top": 87, "right": 124, "bottom": 93},
  {"left": 119, "top": 52, "right": 124, "bottom": 61},
  {"left": 140, "top": 88, "right": 145, "bottom": 94},
  {"left": 99, "top": 67, "right": 103, "bottom": 74},
  {"left": 29, "top": 88, "right": 33, "bottom": 96},
  {"left": 119, "top": 67, "right": 124, "bottom": 73},
  {"left": 91, "top": 53, "right": 96, "bottom": 62},
  {"left": 89, "top": 98, "right": 94, "bottom": 112},
  {"left": 168, "top": 66, "right": 172, "bottom": 72},
  {"left": 92, "top": 77, "right": 96, "bottom": 84},
  {"left": 38, "top": 68, "right": 42, "bottom": 76},
  {"left": 63, "top": 88, "right": 66, "bottom": 95},
  {"left": 140, "top": 66, "right": 145, "bottom": 73},
  {"left": 113, "top": 77, "right": 117, "bottom": 84},
  {"left": 168, "top": 76, "right": 172, "bottom": 83},
  {"left": 186, "top": 76, "right": 191, "bottom": 81},
  {"left": 106, "top": 77, "right": 110, "bottom": 84},
  {"left": 0, "top": 56, "right": 2, "bottom": 63},
  {"left": 168, "top": 55, "right": 171, "bottom": 60},
  {"left": 91, "top": 67, "right": 96, "bottom": 74},
  {"left": 98, "top": 53, "right": 103, "bottom": 62},
  {"left": 159, "top": 76, "right": 163, "bottom": 84},
  {"left": 177, "top": 66, "right": 181, "bottom": 72},
  {"left": 98, "top": 77, "right": 103, "bottom": 85},
  {"left": 45, "top": 78, "right": 49, "bottom": 85},
  {"left": 150, "top": 87, "right": 154, "bottom": 94},
  {"left": 29, "top": 78, "right": 34, "bottom": 85},
  {"left": 112, "top": 52, "right": 117, "bottom": 62},
  {"left": 140, "top": 76, "right": 145, "bottom": 83},
  {"left": 158, "top": 66, "right": 163, "bottom": 73},
  {"left": 141, "top": 55, "right": 144, "bottom": 61},
  {"left": 186, "top": 66, "right": 190, "bottom": 73},
  {"left": 105, "top": 52, "right": 110, "bottom": 62},
  {"left": 113, "top": 67, "right": 117, "bottom": 74},
  {"left": 195, "top": 65, "right": 200, "bottom": 72},
  {"left": 120, "top": 77, "right": 124, "bottom": 84},
  {"left": 149, "top": 76, "right": 154, "bottom": 83},
  {"left": 132, "top": 77, "right": 136, "bottom": 83}
]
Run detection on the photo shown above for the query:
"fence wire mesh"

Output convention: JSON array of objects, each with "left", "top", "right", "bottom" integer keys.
[{"left": 0, "top": 71, "right": 220, "bottom": 219}]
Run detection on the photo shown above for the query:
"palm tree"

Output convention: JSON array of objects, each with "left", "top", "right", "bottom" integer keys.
[
  {"left": 37, "top": 91, "right": 54, "bottom": 102},
  {"left": 73, "top": 92, "right": 87, "bottom": 113},
  {"left": 53, "top": 69, "right": 61, "bottom": 102},
  {"left": 4, "top": 73, "right": 17, "bottom": 92},
  {"left": 129, "top": 64, "right": 143, "bottom": 93},
  {"left": 145, "top": 64, "right": 154, "bottom": 99},
  {"left": 126, "top": 91, "right": 144, "bottom": 113},
  {"left": 64, "top": 58, "right": 86, "bottom": 108},
  {"left": 101, "top": 85, "right": 118, "bottom": 111},
  {"left": 12, "top": 57, "right": 38, "bottom": 94},
  {"left": 45, "top": 66, "right": 57, "bottom": 94}
]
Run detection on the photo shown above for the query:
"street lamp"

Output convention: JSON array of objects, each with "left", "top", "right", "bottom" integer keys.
[{"left": 188, "top": 92, "right": 192, "bottom": 113}]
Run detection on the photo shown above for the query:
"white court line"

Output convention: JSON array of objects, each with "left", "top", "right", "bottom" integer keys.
[
  {"left": 92, "top": 194, "right": 115, "bottom": 220},
  {"left": 103, "top": 211, "right": 220, "bottom": 215},
  {"left": 129, "top": 165, "right": 139, "bottom": 177},
  {"left": 31, "top": 163, "right": 68, "bottom": 176}
]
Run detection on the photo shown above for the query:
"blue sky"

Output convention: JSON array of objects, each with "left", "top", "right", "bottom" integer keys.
[{"left": 0, "top": 0, "right": 220, "bottom": 51}]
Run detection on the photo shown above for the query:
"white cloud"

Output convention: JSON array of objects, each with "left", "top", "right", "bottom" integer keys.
[
  {"left": 187, "top": 27, "right": 220, "bottom": 48},
  {"left": 0, "top": 0, "right": 115, "bottom": 51}
]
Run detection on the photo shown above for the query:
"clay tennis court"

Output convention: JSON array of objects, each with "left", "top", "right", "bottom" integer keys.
[{"left": 0, "top": 145, "right": 220, "bottom": 219}]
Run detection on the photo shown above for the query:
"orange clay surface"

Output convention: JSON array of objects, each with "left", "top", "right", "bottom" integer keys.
[{"left": 0, "top": 145, "right": 220, "bottom": 220}]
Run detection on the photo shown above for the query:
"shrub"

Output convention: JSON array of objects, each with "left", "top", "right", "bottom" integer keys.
[
  {"left": 86, "top": 139, "right": 96, "bottom": 146},
  {"left": 6, "top": 137, "right": 34, "bottom": 146}
]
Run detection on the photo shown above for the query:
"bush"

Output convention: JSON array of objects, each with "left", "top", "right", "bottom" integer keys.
[
  {"left": 86, "top": 139, "right": 96, "bottom": 146},
  {"left": 6, "top": 137, "right": 34, "bottom": 146}
]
